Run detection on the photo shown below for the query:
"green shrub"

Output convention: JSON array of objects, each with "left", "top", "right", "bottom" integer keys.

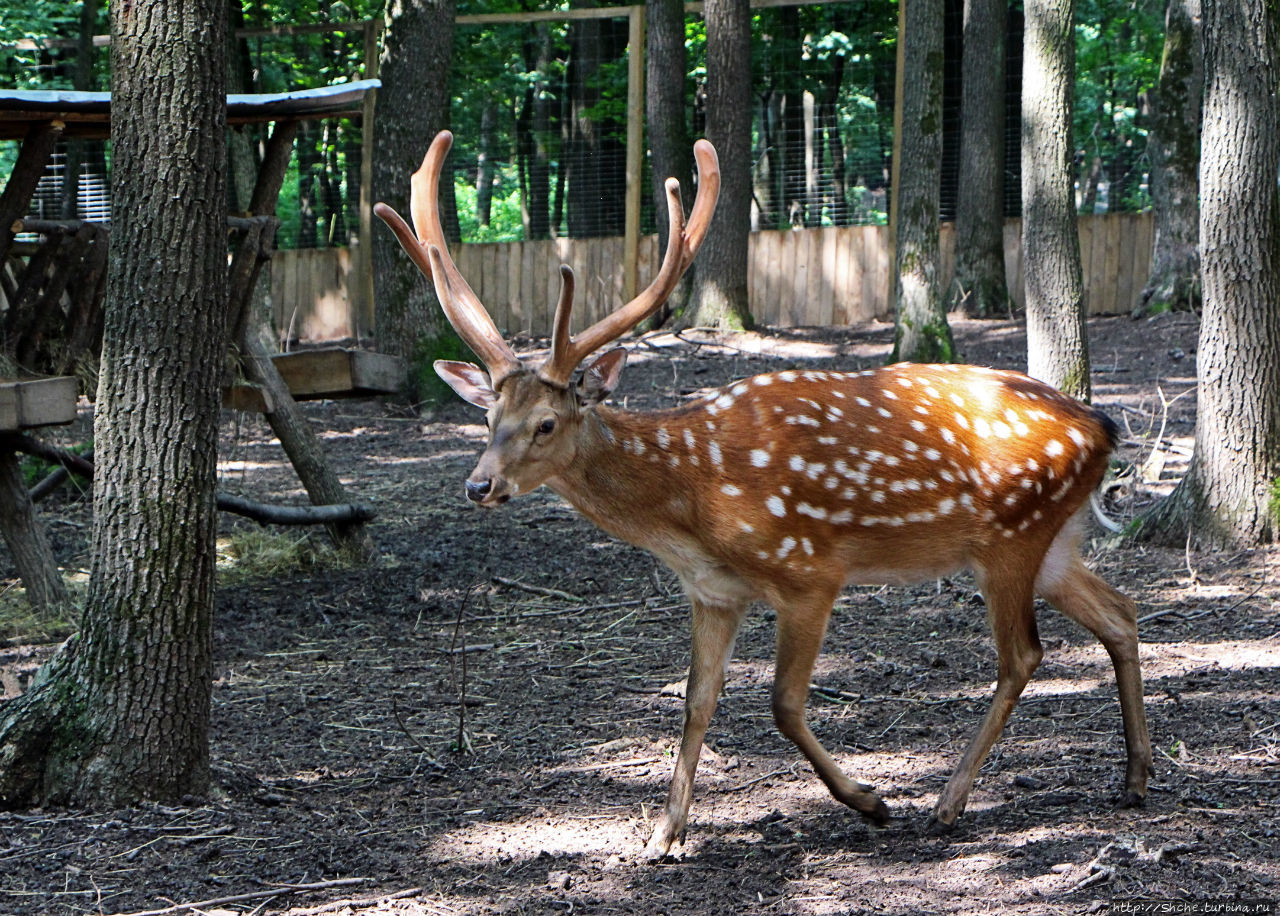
[{"left": 411, "top": 329, "right": 477, "bottom": 407}]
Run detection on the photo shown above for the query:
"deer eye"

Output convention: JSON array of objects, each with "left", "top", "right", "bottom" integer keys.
[{"left": 536, "top": 418, "right": 556, "bottom": 437}]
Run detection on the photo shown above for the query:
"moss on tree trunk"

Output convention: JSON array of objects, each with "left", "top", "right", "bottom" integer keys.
[
  {"left": 0, "top": 0, "right": 228, "bottom": 808},
  {"left": 892, "top": 0, "right": 954, "bottom": 363},
  {"left": 1022, "top": 0, "right": 1091, "bottom": 401}
]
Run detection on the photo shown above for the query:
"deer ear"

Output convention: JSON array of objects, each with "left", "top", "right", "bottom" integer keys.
[
  {"left": 578, "top": 347, "right": 628, "bottom": 405},
  {"left": 434, "top": 360, "right": 497, "bottom": 409}
]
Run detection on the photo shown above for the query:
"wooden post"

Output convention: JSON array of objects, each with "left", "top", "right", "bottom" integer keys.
[
  {"left": 623, "top": 4, "right": 646, "bottom": 303},
  {"left": 0, "top": 121, "right": 66, "bottom": 269}
]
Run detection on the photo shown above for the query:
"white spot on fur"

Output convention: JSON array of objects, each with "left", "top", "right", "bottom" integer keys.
[
  {"left": 721, "top": 483, "right": 742, "bottom": 496},
  {"left": 656, "top": 428, "right": 671, "bottom": 450},
  {"left": 797, "top": 502, "right": 828, "bottom": 520},
  {"left": 766, "top": 495, "right": 787, "bottom": 517},
  {"left": 1045, "top": 439, "right": 1064, "bottom": 457},
  {"left": 777, "top": 536, "right": 797, "bottom": 558},
  {"left": 751, "top": 449, "right": 771, "bottom": 468}
]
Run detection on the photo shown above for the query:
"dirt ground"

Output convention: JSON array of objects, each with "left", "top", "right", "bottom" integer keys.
[{"left": 2, "top": 314, "right": 1278, "bottom": 916}]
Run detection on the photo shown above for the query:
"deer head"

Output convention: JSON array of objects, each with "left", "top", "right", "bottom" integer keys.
[{"left": 374, "top": 130, "right": 719, "bottom": 506}]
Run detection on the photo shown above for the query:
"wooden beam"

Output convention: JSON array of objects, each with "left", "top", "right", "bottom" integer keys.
[{"left": 0, "top": 377, "right": 78, "bottom": 431}]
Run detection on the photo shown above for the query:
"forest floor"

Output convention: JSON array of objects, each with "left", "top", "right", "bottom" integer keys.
[{"left": 2, "top": 313, "right": 1278, "bottom": 916}]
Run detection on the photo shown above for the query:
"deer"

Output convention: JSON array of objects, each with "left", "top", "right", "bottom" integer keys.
[{"left": 375, "top": 131, "right": 1152, "bottom": 861}]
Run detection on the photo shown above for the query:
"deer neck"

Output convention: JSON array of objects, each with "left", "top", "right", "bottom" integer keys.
[{"left": 545, "top": 406, "right": 698, "bottom": 546}]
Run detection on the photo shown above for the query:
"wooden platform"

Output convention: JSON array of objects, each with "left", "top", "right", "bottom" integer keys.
[
  {"left": 224, "top": 348, "right": 405, "bottom": 412},
  {"left": 0, "top": 376, "right": 78, "bottom": 430}
]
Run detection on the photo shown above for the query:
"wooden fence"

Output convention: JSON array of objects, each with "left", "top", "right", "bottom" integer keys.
[{"left": 270, "top": 212, "right": 1155, "bottom": 342}]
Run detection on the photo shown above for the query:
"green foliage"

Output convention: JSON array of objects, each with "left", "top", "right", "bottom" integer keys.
[
  {"left": 410, "top": 329, "right": 477, "bottom": 407},
  {"left": 0, "top": 0, "right": 87, "bottom": 88},
  {"left": 1074, "top": 0, "right": 1164, "bottom": 213},
  {"left": 1269, "top": 479, "right": 1280, "bottom": 523},
  {"left": 454, "top": 176, "right": 526, "bottom": 242},
  {"left": 20, "top": 441, "right": 92, "bottom": 492}
]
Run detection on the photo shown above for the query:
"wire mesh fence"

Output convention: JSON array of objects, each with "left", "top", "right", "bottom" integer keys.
[{"left": 2, "top": 0, "right": 1156, "bottom": 252}]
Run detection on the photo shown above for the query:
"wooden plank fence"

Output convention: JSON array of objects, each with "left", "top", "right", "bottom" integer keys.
[{"left": 270, "top": 212, "right": 1154, "bottom": 342}]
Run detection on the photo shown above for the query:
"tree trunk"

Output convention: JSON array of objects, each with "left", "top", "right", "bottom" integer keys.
[
  {"left": 1138, "top": 0, "right": 1203, "bottom": 314},
  {"left": 226, "top": 0, "right": 260, "bottom": 213},
  {"left": 372, "top": 0, "right": 458, "bottom": 400},
  {"left": 951, "top": 0, "right": 1010, "bottom": 318},
  {"left": 1021, "top": 0, "right": 1090, "bottom": 399},
  {"left": 0, "top": 449, "right": 72, "bottom": 616},
  {"left": 517, "top": 26, "right": 553, "bottom": 240},
  {"left": 778, "top": 8, "right": 809, "bottom": 228},
  {"left": 476, "top": 102, "right": 497, "bottom": 228},
  {"left": 646, "top": 0, "right": 694, "bottom": 325},
  {"left": 565, "top": 12, "right": 628, "bottom": 239},
  {"left": 1135, "top": 0, "right": 1280, "bottom": 548},
  {"left": 682, "top": 0, "right": 754, "bottom": 331},
  {"left": 60, "top": 0, "right": 99, "bottom": 221},
  {"left": 296, "top": 121, "right": 321, "bottom": 249},
  {"left": 892, "top": 0, "right": 954, "bottom": 363},
  {"left": 0, "top": 0, "right": 228, "bottom": 808}
]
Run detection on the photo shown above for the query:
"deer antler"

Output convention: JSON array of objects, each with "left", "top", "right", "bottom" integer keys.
[
  {"left": 376, "top": 132, "right": 718, "bottom": 389},
  {"left": 373, "top": 131, "right": 521, "bottom": 385},
  {"left": 540, "top": 139, "right": 719, "bottom": 386}
]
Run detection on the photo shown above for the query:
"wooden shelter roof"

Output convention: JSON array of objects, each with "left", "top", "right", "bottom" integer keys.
[{"left": 0, "top": 79, "right": 379, "bottom": 140}]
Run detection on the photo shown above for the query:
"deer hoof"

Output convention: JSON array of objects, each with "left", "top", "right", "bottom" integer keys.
[
  {"left": 1119, "top": 789, "right": 1146, "bottom": 809},
  {"left": 641, "top": 822, "right": 683, "bottom": 862},
  {"left": 924, "top": 814, "right": 958, "bottom": 836},
  {"left": 860, "top": 796, "right": 891, "bottom": 827}
]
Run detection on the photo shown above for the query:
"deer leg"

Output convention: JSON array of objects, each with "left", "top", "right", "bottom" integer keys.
[
  {"left": 643, "top": 598, "right": 745, "bottom": 861},
  {"left": 933, "top": 567, "right": 1041, "bottom": 828},
  {"left": 1036, "top": 539, "right": 1152, "bottom": 806},
  {"left": 771, "top": 596, "right": 890, "bottom": 825}
]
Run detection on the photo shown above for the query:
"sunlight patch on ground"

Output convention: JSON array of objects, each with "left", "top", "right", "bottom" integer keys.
[
  {"left": 218, "top": 458, "right": 291, "bottom": 473},
  {"left": 365, "top": 454, "right": 437, "bottom": 467},
  {"left": 1140, "top": 639, "right": 1280, "bottom": 679}
]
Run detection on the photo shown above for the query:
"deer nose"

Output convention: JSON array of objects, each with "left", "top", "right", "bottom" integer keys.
[{"left": 465, "top": 478, "right": 492, "bottom": 503}]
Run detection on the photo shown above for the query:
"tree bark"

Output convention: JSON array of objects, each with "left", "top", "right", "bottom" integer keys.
[
  {"left": 1021, "top": 0, "right": 1090, "bottom": 400},
  {"left": 681, "top": 0, "right": 754, "bottom": 331},
  {"left": 1135, "top": 0, "right": 1280, "bottom": 547},
  {"left": 0, "top": 0, "right": 228, "bottom": 808},
  {"left": 892, "top": 0, "right": 955, "bottom": 363},
  {"left": 1138, "top": 0, "right": 1203, "bottom": 315},
  {"left": 0, "top": 450, "right": 72, "bottom": 616},
  {"left": 951, "top": 0, "right": 1011, "bottom": 318},
  {"left": 646, "top": 0, "right": 694, "bottom": 325},
  {"left": 371, "top": 0, "right": 459, "bottom": 400}
]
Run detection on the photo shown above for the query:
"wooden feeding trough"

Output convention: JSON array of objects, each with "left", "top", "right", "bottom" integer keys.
[
  {"left": 223, "top": 347, "right": 405, "bottom": 412},
  {"left": 0, "top": 376, "right": 78, "bottom": 431}
]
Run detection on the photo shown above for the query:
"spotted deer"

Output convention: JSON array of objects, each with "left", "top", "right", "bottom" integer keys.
[{"left": 376, "top": 131, "right": 1152, "bottom": 860}]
